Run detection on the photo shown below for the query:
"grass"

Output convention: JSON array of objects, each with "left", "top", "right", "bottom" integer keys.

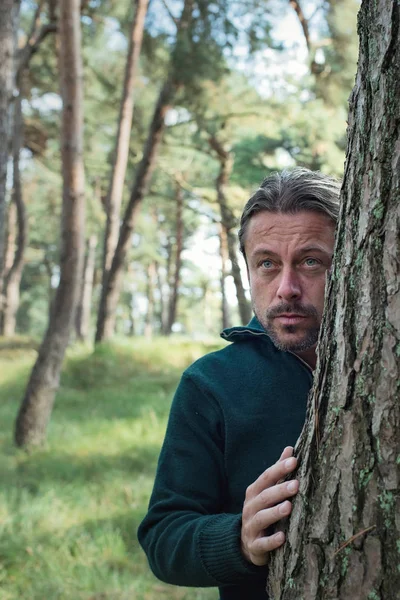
[{"left": 0, "top": 336, "right": 225, "bottom": 600}]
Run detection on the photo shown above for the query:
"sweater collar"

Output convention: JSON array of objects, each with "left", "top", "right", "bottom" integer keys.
[{"left": 220, "top": 316, "right": 269, "bottom": 341}]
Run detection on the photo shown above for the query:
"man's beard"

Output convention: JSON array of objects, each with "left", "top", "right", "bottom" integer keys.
[{"left": 254, "top": 301, "right": 320, "bottom": 353}]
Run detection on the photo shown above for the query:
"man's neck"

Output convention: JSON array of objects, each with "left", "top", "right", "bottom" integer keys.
[{"left": 293, "top": 347, "right": 317, "bottom": 370}]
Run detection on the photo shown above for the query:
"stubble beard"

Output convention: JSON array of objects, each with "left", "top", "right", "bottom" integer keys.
[{"left": 254, "top": 301, "right": 321, "bottom": 353}]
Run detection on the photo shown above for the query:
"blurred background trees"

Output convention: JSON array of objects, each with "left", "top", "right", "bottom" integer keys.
[{"left": 0, "top": 0, "right": 360, "bottom": 444}]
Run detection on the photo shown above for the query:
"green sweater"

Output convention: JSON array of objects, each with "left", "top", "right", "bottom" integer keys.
[{"left": 137, "top": 317, "right": 313, "bottom": 599}]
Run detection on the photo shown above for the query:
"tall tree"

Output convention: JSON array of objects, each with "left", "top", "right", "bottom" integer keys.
[
  {"left": 1, "top": 93, "right": 26, "bottom": 335},
  {"left": 165, "top": 182, "right": 184, "bottom": 335},
  {"left": 268, "top": 0, "right": 399, "bottom": 597},
  {"left": 219, "top": 221, "right": 231, "bottom": 330},
  {"left": 95, "top": 0, "right": 194, "bottom": 342},
  {"left": 101, "top": 0, "right": 149, "bottom": 288},
  {"left": 0, "top": 0, "right": 20, "bottom": 318},
  {"left": 75, "top": 234, "right": 97, "bottom": 341},
  {"left": 0, "top": 2, "right": 56, "bottom": 335},
  {"left": 15, "top": 0, "right": 85, "bottom": 447},
  {"left": 209, "top": 134, "right": 251, "bottom": 325}
]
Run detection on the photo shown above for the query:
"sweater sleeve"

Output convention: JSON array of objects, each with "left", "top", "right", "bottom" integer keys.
[{"left": 137, "top": 371, "right": 266, "bottom": 587}]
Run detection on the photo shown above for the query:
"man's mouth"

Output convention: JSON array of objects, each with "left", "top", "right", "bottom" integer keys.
[{"left": 274, "top": 314, "right": 307, "bottom": 325}]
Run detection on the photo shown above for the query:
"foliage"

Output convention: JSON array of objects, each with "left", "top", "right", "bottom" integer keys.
[{"left": 12, "top": 0, "right": 359, "bottom": 338}]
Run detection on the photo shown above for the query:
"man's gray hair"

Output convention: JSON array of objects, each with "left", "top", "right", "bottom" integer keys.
[{"left": 238, "top": 168, "right": 341, "bottom": 257}]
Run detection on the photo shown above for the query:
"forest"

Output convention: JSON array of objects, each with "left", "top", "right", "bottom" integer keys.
[{"left": 4, "top": 0, "right": 399, "bottom": 598}]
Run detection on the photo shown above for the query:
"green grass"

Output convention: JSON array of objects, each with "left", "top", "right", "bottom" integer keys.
[{"left": 0, "top": 336, "right": 225, "bottom": 600}]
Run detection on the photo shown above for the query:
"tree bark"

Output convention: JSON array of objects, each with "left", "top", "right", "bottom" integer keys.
[
  {"left": 1, "top": 93, "right": 27, "bottom": 336},
  {"left": 15, "top": 0, "right": 85, "bottom": 448},
  {"left": 165, "top": 183, "right": 184, "bottom": 335},
  {"left": 0, "top": 0, "right": 20, "bottom": 317},
  {"left": 75, "top": 234, "right": 97, "bottom": 341},
  {"left": 267, "top": 1, "right": 400, "bottom": 597},
  {"left": 95, "top": 0, "right": 194, "bottom": 343},
  {"left": 101, "top": 0, "right": 149, "bottom": 281},
  {"left": 209, "top": 135, "right": 251, "bottom": 325},
  {"left": 219, "top": 222, "right": 231, "bottom": 330}
]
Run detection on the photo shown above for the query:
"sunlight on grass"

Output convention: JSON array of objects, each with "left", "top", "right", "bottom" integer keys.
[{"left": 0, "top": 336, "right": 224, "bottom": 599}]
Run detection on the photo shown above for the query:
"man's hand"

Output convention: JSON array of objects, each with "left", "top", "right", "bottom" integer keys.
[{"left": 240, "top": 446, "right": 299, "bottom": 566}]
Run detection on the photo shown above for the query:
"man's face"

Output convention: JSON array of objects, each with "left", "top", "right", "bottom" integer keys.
[{"left": 245, "top": 210, "right": 335, "bottom": 357}]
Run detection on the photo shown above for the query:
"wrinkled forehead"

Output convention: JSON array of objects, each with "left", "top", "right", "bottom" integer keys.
[{"left": 244, "top": 210, "right": 336, "bottom": 256}]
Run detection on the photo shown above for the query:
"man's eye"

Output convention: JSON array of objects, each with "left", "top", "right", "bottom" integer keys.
[
  {"left": 261, "top": 259, "right": 274, "bottom": 269},
  {"left": 304, "top": 258, "right": 319, "bottom": 267}
]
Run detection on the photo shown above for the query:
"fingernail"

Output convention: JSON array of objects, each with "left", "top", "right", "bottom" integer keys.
[
  {"left": 284, "top": 458, "right": 296, "bottom": 470},
  {"left": 275, "top": 532, "right": 284, "bottom": 543},
  {"left": 279, "top": 501, "right": 290, "bottom": 515},
  {"left": 287, "top": 480, "right": 297, "bottom": 493}
]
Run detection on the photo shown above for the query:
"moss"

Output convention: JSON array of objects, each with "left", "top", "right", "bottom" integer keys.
[
  {"left": 373, "top": 202, "right": 385, "bottom": 221},
  {"left": 340, "top": 547, "right": 352, "bottom": 577},
  {"left": 287, "top": 578, "right": 295, "bottom": 589},
  {"left": 367, "top": 591, "right": 380, "bottom": 600},
  {"left": 379, "top": 490, "right": 395, "bottom": 527},
  {"left": 359, "top": 468, "right": 373, "bottom": 487}
]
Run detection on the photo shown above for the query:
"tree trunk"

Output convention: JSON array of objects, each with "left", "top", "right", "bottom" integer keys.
[
  {"left": 4, "top": 198, "right": 16, "bottom": 277},
  {"left": 219, "top": 222, "right": 231, "bottom": 330},
  {"left": 75, "top": 234, "right": 97, "bottom": 341},
  {"left": 95, "top": 0, "right": 194, "bottom": 343},
  {"left": 15, "top": 0, "right": 85, "bottom": 448},
  {"left": 144, "top": 261, "right": 156, "bottom": 339},
  {"left": 165, "top": 184, "right": 184, "bottom": 335},
  {"left": 1, "top": 94, "right": 27, "bottom": 336},
  {"left": 209, "top": 135, "right": 251, "bottom": 325},
  {"left": 267, "top": 1, "right": 400, "bottom": 597},
  {"left": 0, "top": 0, "right": 20, "bottom": 318},
  {"left": 101, "top": 0, "right": 149, "bottom": 281}
]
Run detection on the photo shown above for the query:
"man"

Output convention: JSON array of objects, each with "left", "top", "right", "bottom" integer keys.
[{"left": 138, "top": 168, "right": 340, "bottom": 599}]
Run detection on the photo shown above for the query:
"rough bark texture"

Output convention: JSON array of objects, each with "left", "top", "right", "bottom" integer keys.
[
  {"left": 209, "top": 135, "right": 252, "bottom": 325},
  {"left": 267, "top": 1, "right": 400, "bottom": 598},
  {"left": 1, "top": 94, "right": 27, "bottom": 336},
  {"left": 101, "top": 0, "right": 149, "bottom": 280},
  {"left": 95, "top": 0, "right": 194, "bottom": 343},
  {"left": 15, "top": 0, "right": 85, "bottom": 448},
  {"left": 0, "top": 0, "right": 19, "bottom": 313},
  {"left": 75, "top": 234, "right": 97, "bottom": 341},
  {"left": 165, "top": 184, "right": 184, "bottom": 335}
]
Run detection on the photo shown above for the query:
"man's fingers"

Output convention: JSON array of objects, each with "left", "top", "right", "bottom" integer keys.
[
  {"left": 247, "top": 531, "right": 286, "bottom": 566},
  {"left": 246, "top": 479, "right": 299, "bottom": 516},
  {"left": 246, "top": 455, "right": 297, "bottom": 499},
  {"left": 247, "top": 500, "right": 293, "bottom": 539},
  {"left": 278, "top": 446, "right": 293, "bottom": 462}
]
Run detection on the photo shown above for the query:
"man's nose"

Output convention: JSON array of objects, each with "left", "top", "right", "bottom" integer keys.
[{"left": 276, "top": 268, "right": 301, "bottom": 301}]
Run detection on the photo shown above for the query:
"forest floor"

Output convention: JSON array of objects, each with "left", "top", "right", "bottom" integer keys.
[{"left": 0, "top": 336, "right": 224, "bottom": 600}]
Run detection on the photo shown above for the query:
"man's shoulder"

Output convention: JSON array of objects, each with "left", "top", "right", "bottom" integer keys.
[{"left": 183, "top": 324, "right": 273, "bottom": 382}]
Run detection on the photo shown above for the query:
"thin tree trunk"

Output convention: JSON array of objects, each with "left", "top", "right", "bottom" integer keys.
[
  {"left": 15, "top": 0, "right": 85, "bottom": 448},
  {"left": 209, "top": 135, "right": 251, "bottom": 325},
  {"left": 2, "top": 94, "right": 27, "bottom": 336},
  {"left": 165, "top": 184, "right": 184, "bottom": 335},
  {"left": 268, "top": 0, "right": 399, "bottom": 597},
  {"left": 95, "top": 0, "right": 194, "bottom": 343},
  {"left": 75, "top": 234, "right": 97, "bottom": 341},
  {"left": 144, "top": 261, "right": 156, "bottom": 339},
  {"left": 101, "top": 0, "right": 149, "bottom": 279},
  {"left": 4, "top": 199, "right": 16, "bottom": 277},
  {"left": 0, "top": 0, "right": 20, "bottom": 318},
  {"left": 219, "top": 222, "right": 231, "bottom": 330}
]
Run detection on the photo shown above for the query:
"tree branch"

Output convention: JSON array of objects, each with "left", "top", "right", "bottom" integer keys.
[
  {"left": 18, "top": 1, "right": 57, "bottom": 76},
  {"left": 289, "top": 0, "right": 311, "bottom": 51},
  {"left": 160, "top": 0, "right": 179, "bottom": 26}
]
